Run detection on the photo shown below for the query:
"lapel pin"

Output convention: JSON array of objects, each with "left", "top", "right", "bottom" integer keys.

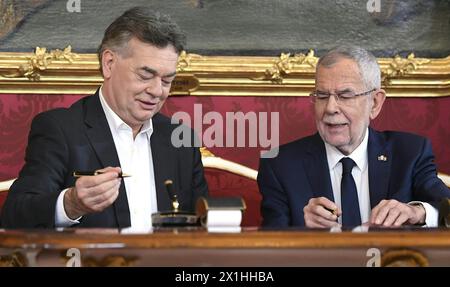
[{"left": 377, "top": 155, "right": 387, "bottom": 161}]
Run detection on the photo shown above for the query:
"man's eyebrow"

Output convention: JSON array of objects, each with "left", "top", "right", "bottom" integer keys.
[
  {"left": 140, "top": 67, "right": 157, "bottom": 75},
  {"left": 140, "top": 67, "right": 177, "bottom": 78},
  {"left": 336, "top": 88, "right": 354, "bottom": 93},
  {"left": 162, "top": 71, "right": 177, "bottom": 78}
]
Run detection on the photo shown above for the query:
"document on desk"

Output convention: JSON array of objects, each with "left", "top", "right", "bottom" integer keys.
[
  {"left": 204, "top": 210, "right": 242, "bottom": 233},
  {"left": 196, "top": 196, "right": 246, "bottom": 232}
]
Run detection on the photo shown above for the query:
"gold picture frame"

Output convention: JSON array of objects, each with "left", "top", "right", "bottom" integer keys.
[{"left": 0, "top": 46, "right": 449, "bottom": 97}]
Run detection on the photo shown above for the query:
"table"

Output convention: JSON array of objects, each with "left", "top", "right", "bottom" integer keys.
[{"left": 1, "top": 227, "right": 450, "bottom": 267}]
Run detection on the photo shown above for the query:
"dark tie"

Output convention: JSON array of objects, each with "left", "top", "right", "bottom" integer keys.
[{"left": 340, "top": 157, "right": 361, "bottom": 227}]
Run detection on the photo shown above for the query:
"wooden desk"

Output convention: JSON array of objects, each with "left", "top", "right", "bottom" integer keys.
[{"left": 1, "top": 228, "right": 450, "bottom": 267}]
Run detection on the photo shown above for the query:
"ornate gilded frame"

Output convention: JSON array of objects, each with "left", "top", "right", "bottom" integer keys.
[{"left": 0, "top": 46, "right": 449, "bottom": 97}]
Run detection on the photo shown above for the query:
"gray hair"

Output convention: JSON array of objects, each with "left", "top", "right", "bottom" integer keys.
[
  {"left": 317, "top": 45, "right": 381, "bottom": 90},
  {"left": 98, "top": 7, "right": 186, "bottom": 75}
]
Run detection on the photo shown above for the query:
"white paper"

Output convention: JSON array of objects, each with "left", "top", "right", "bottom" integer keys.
[
  {"left": 120, "top": 226, "right": 154, "bottom": 234},
  {"left": 207, "top": 226, "right": 242, "bottom": 233},
  {"left": 205, "top": 210, "right": 242, "bottom": 227},
  {"left": 351, "top": 225, "right": 369, "bottom": 233}
]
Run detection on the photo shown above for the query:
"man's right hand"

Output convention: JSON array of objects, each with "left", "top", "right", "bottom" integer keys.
[
  {"left": 64, "top": 167, "right": 122, "bottom": 220},
  {"left": 303, "top": 197, "right": 341, "bottom": 228}
]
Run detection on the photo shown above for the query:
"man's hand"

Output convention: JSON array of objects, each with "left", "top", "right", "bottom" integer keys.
[
  {"left": 303, "top": 197, "right": 341, "bottom": 228},
  {"left": 64, "top": 167, "right": 122, "bottom": 220},
  {"left": 369, "top": 199, "right": 426, "bottom": 227}
]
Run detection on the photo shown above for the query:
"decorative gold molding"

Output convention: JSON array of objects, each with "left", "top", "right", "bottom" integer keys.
[
  {"left": 82, "top": 255, "right": 139, "bottom": 267},
  {"left": 381, "top": 53, "right": 431, "bottom": 86},
  {"left": 200, "top": 147, "right": 215, "bottom": 158},
  {"left": 57, "top": 249, "right": 138, "bottom": 266},
  {"left": 176, "top": 50, "right": 194, "bottom": 72},
  {"left": 0, "top": 47, "right": 448, "bottom": 97},
  {"left": 0, "top": 251, "right": 28, "bottom": 267},
  {"left": 381, "top": 249, "right": 429, "bottom": 267},
  {"left": 255, "top": 50, "right": 317, "bottom": 84},
  {"left": 0, "top": 47, "right": 101, "bottom": 95},
  {"left": 1, "top": 46, "right": 78, "bottom": 81}
]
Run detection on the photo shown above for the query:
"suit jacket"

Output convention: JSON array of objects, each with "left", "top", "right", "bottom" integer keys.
[
  {"left": 1, "top": 91, "right": 208, "bottom": 228},
  {"left": 257, "top": 128, "right": 450, "bottom": 227}
]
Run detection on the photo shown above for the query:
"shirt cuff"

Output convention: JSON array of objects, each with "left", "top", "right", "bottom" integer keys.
[
  {"left": 408, "top": 201, "right": 438, "bottom": 227},
  {"left": 55, "top": 188, "right": 82, "bottom": 227}
]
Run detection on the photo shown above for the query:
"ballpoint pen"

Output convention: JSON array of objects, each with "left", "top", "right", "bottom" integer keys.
[
  {"left": 324, "top": 206, "right": 339, "bottom": 216},
  {"left": 72, "top": 171, "right": 132, "bottom": 178}
]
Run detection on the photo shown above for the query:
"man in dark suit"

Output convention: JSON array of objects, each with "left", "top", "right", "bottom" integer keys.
[
  {"left": 1, "top": 7, "right": 208, "bottom": 229},
  {"left": 258, "top": 46, "right": 450, "bottom": 228}
]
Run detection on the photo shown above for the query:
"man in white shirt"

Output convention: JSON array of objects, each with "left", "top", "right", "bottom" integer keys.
[
  {"left": 258, "top": 45, "right": 450, "bottom": 228},
  {"left": 1, "top": 7, "right": 208, "bottom": 229}
]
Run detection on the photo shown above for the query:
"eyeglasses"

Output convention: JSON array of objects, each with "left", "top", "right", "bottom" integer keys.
[{"left": 310, "top": 88, "right": 376, "bottom": 105}]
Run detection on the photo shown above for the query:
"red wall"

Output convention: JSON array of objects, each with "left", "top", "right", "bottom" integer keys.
[{"left": 1, "top": 93, "right": 449, "bottom": 225}]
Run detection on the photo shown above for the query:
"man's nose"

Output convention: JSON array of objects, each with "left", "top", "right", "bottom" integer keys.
[
  {"left": 145, "top": 78, "right": 163, "bottom": 98},
  {"left": 324, "top": 94, "right": 340, "bottom": 114}
]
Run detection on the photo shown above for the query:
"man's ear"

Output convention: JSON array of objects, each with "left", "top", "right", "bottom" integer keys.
[
  {"left": 369, "top": 89, "right": 386, "bottom": 120},
  {"left": 101, "top": 50, "right": 115, "bottom": 79}
]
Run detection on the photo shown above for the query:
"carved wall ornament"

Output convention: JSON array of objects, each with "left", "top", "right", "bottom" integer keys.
[
  {"left": 0, "top": 251, "right": 28, "bottom": 267},
  {"left": 381, "top": 53, "right": 431, "bottom": 85},
  {"left": 262, "top": 50, "right": 317, "bottom": 84},
  {"left": 0, "top": 47, "right": 448, "bottom": 97},
  {"left": 1, "top": 46, "right": 78, "bottom": 81},
  {"left": 177, "top": 50, "right": 193, "bottom": 72},
  {"left": 83, "top": 255, "right": 138, "bottom": 267},
  {"left": 381, "top": 248, "right": 429, "bottom": 267}
]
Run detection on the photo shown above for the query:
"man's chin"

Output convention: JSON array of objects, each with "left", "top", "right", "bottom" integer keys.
[
  {"left": 138, "top": 110, "right": 159, "bottom": 120},
  {"left": 323, "top": 136, "right": 350, "bottom": 149}
]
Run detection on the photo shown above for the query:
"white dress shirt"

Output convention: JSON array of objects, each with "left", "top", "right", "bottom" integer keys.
[
  {"left": 324, "top": 128, "right": 438, "bottom": 227},
  {"left": 55, "top": 88, "right": 158, "bottom": 230}
]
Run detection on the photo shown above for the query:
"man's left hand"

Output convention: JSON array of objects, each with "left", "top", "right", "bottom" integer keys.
[{"left": 369, "top": 199, "right": 426, "bottom": 227}]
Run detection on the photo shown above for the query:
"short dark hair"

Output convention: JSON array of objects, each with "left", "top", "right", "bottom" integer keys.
[{"left": 97, "top": 7, "right": 186, "bottom": 74}]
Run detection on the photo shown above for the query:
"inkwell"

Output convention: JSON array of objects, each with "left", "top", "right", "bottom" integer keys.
[{"left": 151, "top": 179, "right": 199, "bottom": 227}]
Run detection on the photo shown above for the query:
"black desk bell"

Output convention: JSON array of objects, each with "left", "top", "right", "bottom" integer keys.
[{"left": 151, "top": 179, "right": 199, "bottom": 227}]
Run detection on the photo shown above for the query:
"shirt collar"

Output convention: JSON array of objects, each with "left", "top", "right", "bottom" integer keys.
[
  {"left": 99, "top": 87, "right": 153, "bottom": 136},
  {"left": 324, "top": 127, "right": 369, "bottom": 171}
]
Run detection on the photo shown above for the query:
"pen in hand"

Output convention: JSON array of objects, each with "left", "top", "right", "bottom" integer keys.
[
  {"left": 72, "top": 171, "right": 132, "bottom": 178},
  {"left": 324, "top": 206, "right": 339, "bottom": 217}
]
